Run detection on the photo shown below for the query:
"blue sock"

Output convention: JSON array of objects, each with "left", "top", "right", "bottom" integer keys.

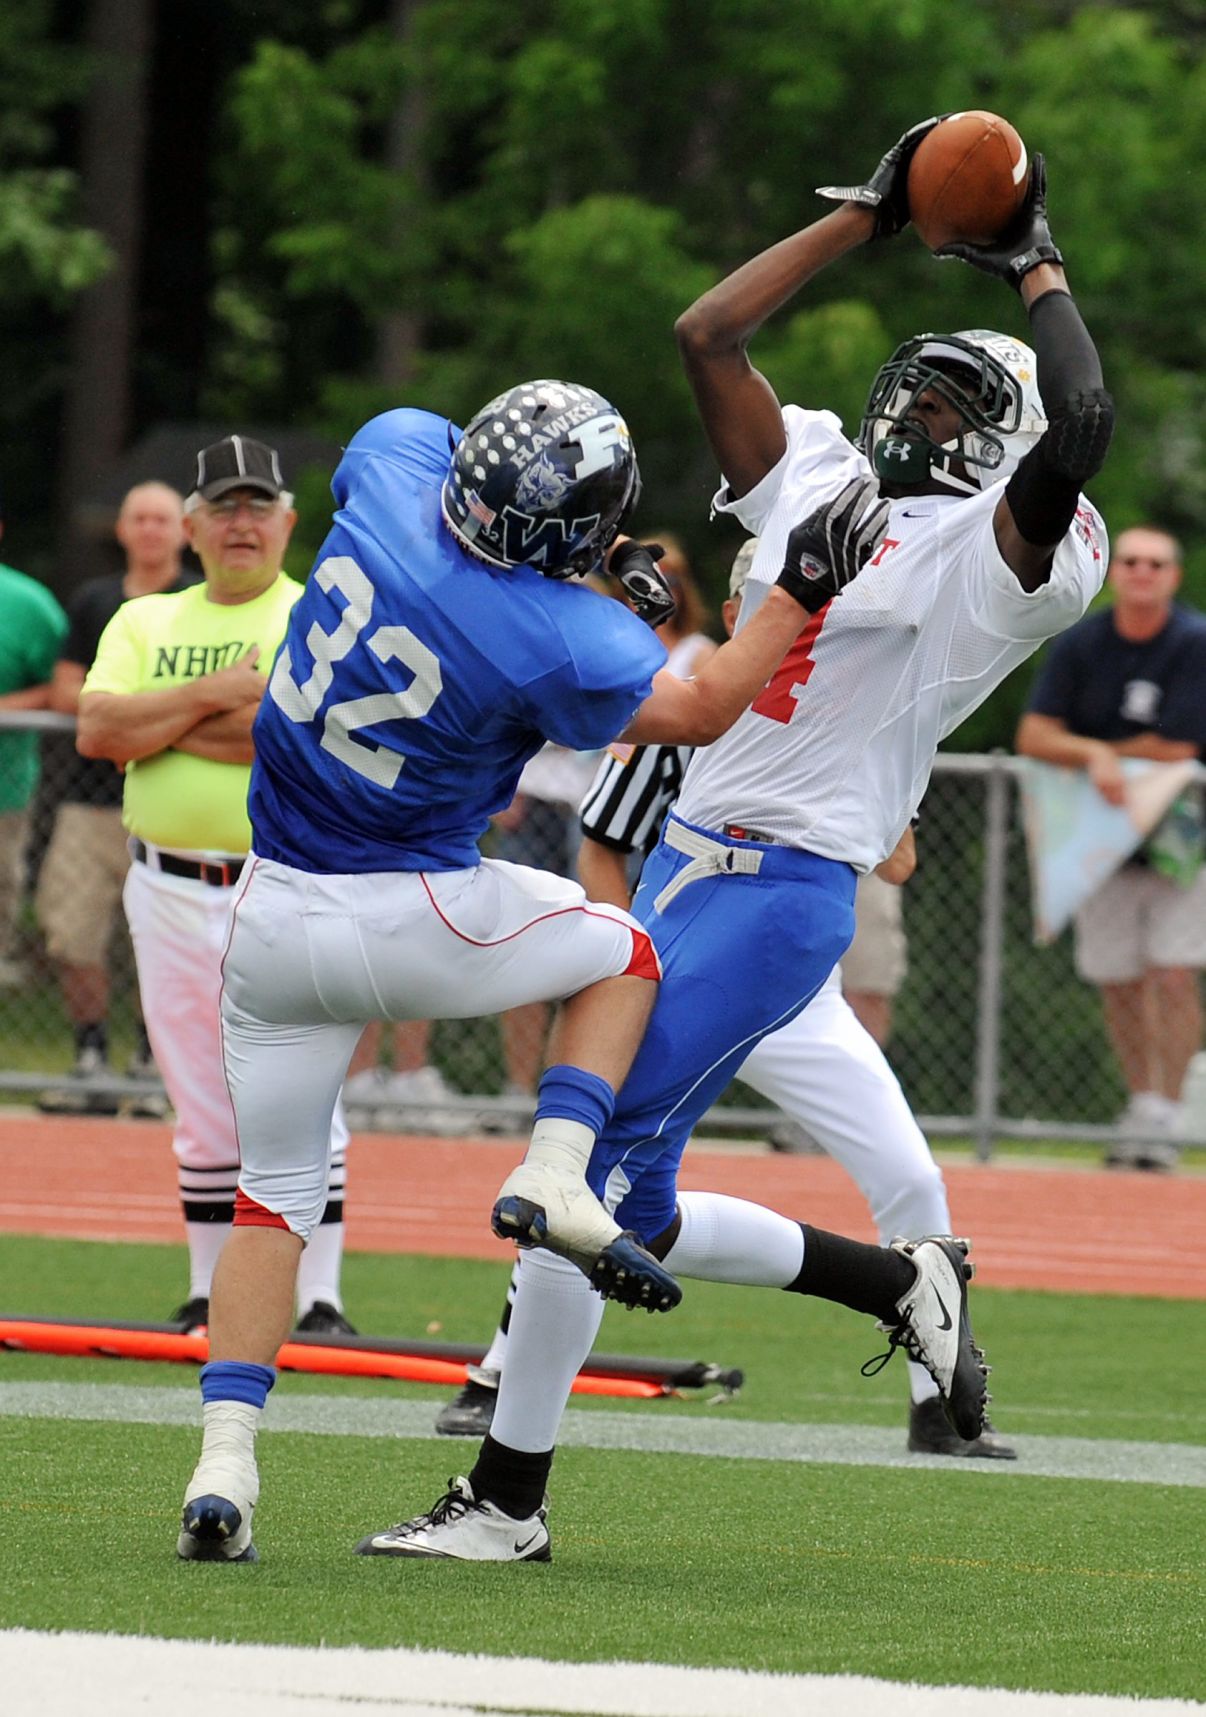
[
  {"left": 200, "top": 1360, "right": 277, "bottom": 1410},
  {"left": 535, "top": 1064, "right": 616, "bottom": 1136}
]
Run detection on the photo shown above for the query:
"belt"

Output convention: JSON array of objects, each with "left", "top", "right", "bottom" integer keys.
[
  {"left": 131, "top": 838, "right": 245, "bottom": 888},
  {"left": 654, "top": 820, "right": 763, "bottom": 913}
]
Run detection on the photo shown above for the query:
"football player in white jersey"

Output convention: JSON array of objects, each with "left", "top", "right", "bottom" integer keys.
[{"left": 359, "top": 128, "right": 1113, "bottom": 1560}]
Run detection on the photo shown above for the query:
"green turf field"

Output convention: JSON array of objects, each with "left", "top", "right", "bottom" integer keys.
[{"left": 1, "top": 1235, "right": 1204, "bottom": 1701}]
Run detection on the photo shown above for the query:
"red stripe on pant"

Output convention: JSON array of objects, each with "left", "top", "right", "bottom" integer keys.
[
  {"left": 234, "top": 1188, "right": 290, "bottom": 1229},
  {"left": 624, "top": 927, "right": 662, "bottom": 982}
]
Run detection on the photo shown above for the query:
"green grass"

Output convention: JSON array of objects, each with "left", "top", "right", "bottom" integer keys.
[
  {"left": 2, "top": 1234, "right": 1205, "bottom": 1698},
  {"left": 1, "top": 1419, "right": 1203, "bottom": 1698},
  {"left": 2, "top": 1235, "right": 1203, "bottom": 1443}
]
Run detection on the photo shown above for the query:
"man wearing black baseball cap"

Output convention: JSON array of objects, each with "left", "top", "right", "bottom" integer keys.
[
  {"left": 77, "top": 433, "right": 356, "bottom": 1338},
  {"left": 191, "top": 435, "right": 286, "bottom": 504}
]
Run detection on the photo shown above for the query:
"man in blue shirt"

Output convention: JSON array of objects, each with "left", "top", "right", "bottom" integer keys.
[
  {"left": 1017, "top": 523, "right": 1206, "bottom": 1168},
  {"left": 178, "top": 378, "right": 884, "bottom": 1562}
]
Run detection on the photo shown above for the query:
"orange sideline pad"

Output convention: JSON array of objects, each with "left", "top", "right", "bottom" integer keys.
[{"left": 0, "top": 1319, "right": 663, "bottom": 1399}]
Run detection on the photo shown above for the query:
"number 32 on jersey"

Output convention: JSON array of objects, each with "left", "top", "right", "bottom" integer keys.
[{"left": 268, "top": 555, "right": 441, "bottom": 789}]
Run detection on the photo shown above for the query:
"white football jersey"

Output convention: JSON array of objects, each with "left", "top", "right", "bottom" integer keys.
[{"left": 676, "top": 406, "right": 1107, "bottom": 871}]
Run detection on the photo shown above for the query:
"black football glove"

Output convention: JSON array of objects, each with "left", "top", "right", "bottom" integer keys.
[
  {"left": 934, "top": 152, "right": 1063, "bottom": 289},
  {"left": 815, "top": 116, "right": 948, "bottom": 239},
  {"left": 610, "top": 539, "right": 676, "bottom": 629},
  {"left": 776, "top": 478, "right": 890, "bottom": 613}
]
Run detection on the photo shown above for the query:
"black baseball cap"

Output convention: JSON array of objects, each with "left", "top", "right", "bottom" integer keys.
[{"left": 193, "top": 435, "right": 285, "bottom": 502}]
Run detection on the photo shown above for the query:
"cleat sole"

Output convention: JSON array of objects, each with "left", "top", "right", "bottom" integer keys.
[
  {"left": 590, "top": 1233, "right": 681, "bottom": 1313},
  {"left": 178, "top": 1495, "right": 257, "bottom": 1563}
]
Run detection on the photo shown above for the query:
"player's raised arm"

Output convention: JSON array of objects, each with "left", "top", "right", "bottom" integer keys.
[
  {"left": 676, "top": 121, "right": 944, "bottom": 500},
  {"left": 933, "top": 156, "right": 1114, "bottom": 591}
]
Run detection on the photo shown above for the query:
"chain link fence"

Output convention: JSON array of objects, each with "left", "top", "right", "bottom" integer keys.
[{"left": 2, "top": 714, "right": 1200, "bottom": 1156}]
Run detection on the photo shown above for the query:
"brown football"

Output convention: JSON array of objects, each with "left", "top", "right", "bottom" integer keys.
[{"left": 906, "top": 111, "right": 1030, "bottom": 250}]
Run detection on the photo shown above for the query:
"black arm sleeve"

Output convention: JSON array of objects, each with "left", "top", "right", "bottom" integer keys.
[{"left": 1005, "top": 289, "right": 1114, "bottom": 547}]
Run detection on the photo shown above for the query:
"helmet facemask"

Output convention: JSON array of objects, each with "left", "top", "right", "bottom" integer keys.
[{"left": 860, "top": 333, "right": 1046, "bottom": 496}]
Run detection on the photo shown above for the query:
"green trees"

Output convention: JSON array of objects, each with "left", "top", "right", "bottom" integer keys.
[{"left": 10, "top": 0, "right": 1206, "bottom": 738}]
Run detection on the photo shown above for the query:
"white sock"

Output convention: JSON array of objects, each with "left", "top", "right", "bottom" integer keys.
[
  {"left": 297, "top": 1221, "right": 345, "bottom": 1315},
  {"left": 491, "top": 1250, "right": 604, "bottom": 1453},
  {"left": 661, "top": 1191, "right": 805, "bottom": 1286},
  {"left": 523, "top": 1117, "right": 596, "bottom": 1174},
  {"left": 190, "top": 1400, "right": 261, "bottom": 1495},
  {"left": 185, "top": 1221, "right": 231, "bottom": 1300},
  {"left": 908, "top": 1360, "right": 941, "bottom": 1403}
]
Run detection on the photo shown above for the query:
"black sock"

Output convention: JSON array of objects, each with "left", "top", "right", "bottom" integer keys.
[
  {"left": 785, "top": 1224, "right": 915, "bottom": 1321},
  {"left": 76, "top": 1021, "right": 107, "bottom": 1056},
  {"left": 469, "top": 1433, "right": 553, "bottom": 1520}
]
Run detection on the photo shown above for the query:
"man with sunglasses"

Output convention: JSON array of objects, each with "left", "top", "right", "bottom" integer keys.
[
  {"left": 76, "top": 436, "right": 356, "bottom": 1335},
  {"left": 1017, "top": 526, "right": 1206, "bottom": 1169}
]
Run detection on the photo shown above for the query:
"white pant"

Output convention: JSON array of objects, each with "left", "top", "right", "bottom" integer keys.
[
  {"left": 221, "top": 853, "right": 652, "bottom": 1237},
  {"left": 739, "top": 968, "right": 951, "bottom": 1244},
  {"left": 124, "top": 857, "right": 350, "bottom": 1178}
]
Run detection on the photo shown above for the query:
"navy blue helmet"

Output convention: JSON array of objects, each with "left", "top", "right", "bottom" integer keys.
[{"left": 441, "top": 380, "right": 641, "bottom": 579}]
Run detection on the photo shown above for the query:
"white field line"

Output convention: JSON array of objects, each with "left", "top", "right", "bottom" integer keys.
[
  {"left": 2, "top": 1382, "right": 1205, "bottom": 1488},
  {"left": 3, "top": 1630, "right": 1203, "bottom": 1717}
]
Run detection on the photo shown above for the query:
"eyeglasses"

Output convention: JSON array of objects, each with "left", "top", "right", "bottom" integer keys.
[
  {"left": 203, "top": 495, "right": 279, "bottom": 520},
  {"left": 1117, "top": 555, "right": 1174, "bottom": 569}
]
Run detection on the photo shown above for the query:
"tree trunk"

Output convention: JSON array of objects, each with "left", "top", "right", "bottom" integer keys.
[
  {"left": 55, "top": 0, "right": 153, "bottom": 589},
  {"left": 376, "top": 0, "right": 426, "bottom": 392}
]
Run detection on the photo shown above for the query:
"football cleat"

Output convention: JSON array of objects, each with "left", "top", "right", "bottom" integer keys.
[
  {"left": 177, "top": 1449, "right": 259, "bottom": 1562},
  {"left": 167, "top": 1296, "right": 210, "bottom": 1333},
  {"left": 293, "top": 1301, "right": 359, "bottom": 1336},
  {"left": 354, "top": 1476, "right": 550, "bottom": 1562},
  {"left": 908, "top": 1395, "right": 1017, "bottom": 1460},
  {"left": 864, "top": 1236, "right": 989, "bottom": 1442},
  {"left": 491, "top": 1162, "right": 681, "bottom": 1311},
  {"left": 435, "top": 1372, "right": 500, "bottom": 1437}
]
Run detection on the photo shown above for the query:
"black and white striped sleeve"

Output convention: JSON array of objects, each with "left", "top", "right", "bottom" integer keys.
[{"left": 578, "top": 744, "right": 690, "bottom": 856}]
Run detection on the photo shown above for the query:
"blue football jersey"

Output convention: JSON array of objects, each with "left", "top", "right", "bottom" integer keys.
[{"left": 250, "top": 408, "right": 667, "bottom": 873}]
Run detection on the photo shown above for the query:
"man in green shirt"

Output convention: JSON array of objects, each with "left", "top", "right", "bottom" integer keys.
[{"left": 0, "top": 507, "right": 68, "bottom": 982}]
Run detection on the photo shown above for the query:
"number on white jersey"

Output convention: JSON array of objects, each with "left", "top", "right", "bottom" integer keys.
[{"left": 268, "top": 554, "right": 443, "bottom": 789}]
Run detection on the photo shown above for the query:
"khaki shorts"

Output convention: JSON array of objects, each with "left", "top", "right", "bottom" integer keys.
[
  {"left": 841, "top": 871, "right": 908, "bottom": 997},
  {"left": 1074, "top": 863, "right": 1206, "bottom": 985},
  {"left": 36, "top": 804, "right": 132, "bottom": 965},
  {"left": 0, "top": 808, "right": 30, "bottom": 953}
]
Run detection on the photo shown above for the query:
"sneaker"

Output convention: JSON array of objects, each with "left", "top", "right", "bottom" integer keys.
[
  {"left": 908, "top": 1395, "right": 1017, "bottom": 1460},
  {"left": 123, "top": 1049, "right": 170, "bottom": 1120},
  {"left": 435, "top": 1369, "right": 500, "bottom": 1437},
  {"left": 1106, "top": 1093, "right": 1182, "bottom": 1172},
  {"left": 491, "top": 1162, "right": 681, "bottom": 1312},
  {"left": 342, "top": 1066, "right": 394, "bottom": 1106},
  {"left": 178, "top": 1451, "right": 259, "bottom": 1563},
  {"left": 293, "top": 1301, "right": 358, "bottom": 1336},
  {"left": 866, "top": 1236, "right": 988, "bottom": 1443},
  {"left": 387, "top": 1065, "right": 473, "bottom": 1135},
  {"left": 36, "top": 1043, "right": 121, "bottom": 1117},
  {"left": 168, "top": 1296, "right": 210, "bottom": 1333},
  {"left": 354, "top": 1475, "right": 550, "bottom": 1562},
  {"left": 766, "top": 1119, "right": 822, "bottom": 1154}
]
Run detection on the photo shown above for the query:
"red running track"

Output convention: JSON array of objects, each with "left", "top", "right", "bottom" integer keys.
[{"left": 0, "top": 1113, "right": 1202, "bottom": 1299}]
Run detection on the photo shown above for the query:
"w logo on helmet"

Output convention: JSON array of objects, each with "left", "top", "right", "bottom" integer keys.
[{"left": 498, "top": 505, "right": 602, "bottom": 568}]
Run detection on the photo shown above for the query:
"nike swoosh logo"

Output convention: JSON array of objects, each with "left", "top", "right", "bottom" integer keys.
[
  {"left": 933, "top": 1290, "right": 953, "bottom": 1332},
  {"left": 513, "top": 1532, "right": 542, "bottom": 1555},
  {"left": 901, "top": 509, "right": 932, "bottom": 518}
]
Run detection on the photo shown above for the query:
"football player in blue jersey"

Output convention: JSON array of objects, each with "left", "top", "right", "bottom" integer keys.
[{"left": 177, "top": 377, "right": 889, "bottom": 1563}]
